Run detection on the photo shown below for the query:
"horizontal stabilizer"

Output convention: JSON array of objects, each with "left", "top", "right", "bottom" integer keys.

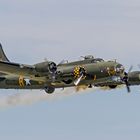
[{"left": 0, "top": 44, "right": 9, "bottom": 62}]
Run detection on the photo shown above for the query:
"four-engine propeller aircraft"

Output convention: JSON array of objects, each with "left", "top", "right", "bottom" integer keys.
[{"left": 0, "top": 44, "right": 139, "bottom": 94}]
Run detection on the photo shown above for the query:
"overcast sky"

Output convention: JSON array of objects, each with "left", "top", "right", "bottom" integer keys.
[{"left": 0, "top": 0, "right": 140, "bottom": 140}]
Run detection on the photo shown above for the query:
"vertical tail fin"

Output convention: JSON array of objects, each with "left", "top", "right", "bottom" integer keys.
[{"left": 0, "top": 44, "right": 10, "bottom": 62}]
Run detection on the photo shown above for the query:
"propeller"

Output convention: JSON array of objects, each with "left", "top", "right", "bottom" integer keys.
[
  {"left": 48, "top": 62, "right": 57, "bottom": 81},
  {"left": 122, "top": 66, "right": 133, "bottom": 93},
  {"left": 58, "top": 60, "right": 68, "bottom": 65},
  {"left": 128, "top": 65, "right": 133, "bottom": 73},
  {"left": 74, "top": 66, "right": 86, "bottom": 86},
  {"left": 123, "top": 72, "right": 130, "bottom": 93}
]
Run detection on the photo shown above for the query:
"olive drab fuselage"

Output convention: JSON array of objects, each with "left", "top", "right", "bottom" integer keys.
[{"left": 0, "top": 44, "right": 139, "bottom": 94}]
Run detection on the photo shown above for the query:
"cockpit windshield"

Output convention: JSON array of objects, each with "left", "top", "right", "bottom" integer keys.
[
  {"left": 83, "top": 55, "right": 104, "bottom": 62},
  {"left": 94, "top": 58, "right": 104, "bottom": 62},
  {"left": 91, "top": 58, "right": 104, "bottom": 63}
]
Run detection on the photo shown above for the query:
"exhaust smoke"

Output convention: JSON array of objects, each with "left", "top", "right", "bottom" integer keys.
[{"left": 0, "top": 87, "right": 96, "bottom": 109}]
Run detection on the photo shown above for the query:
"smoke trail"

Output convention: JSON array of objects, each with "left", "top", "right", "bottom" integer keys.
[{"left": 0, "top": 87, "right": 96, "bottom": 109}]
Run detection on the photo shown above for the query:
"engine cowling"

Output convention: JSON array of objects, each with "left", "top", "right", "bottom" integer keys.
[
  {"left": 35, "top": 61, "right": 57, "bottom": 73},
  {"left": 48, "top": 62, "right": 57, "bottom": 73}
]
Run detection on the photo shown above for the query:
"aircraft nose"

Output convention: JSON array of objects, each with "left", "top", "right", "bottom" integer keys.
[{"left": 115, "top": 64, "right": 125, "bottom": 74}]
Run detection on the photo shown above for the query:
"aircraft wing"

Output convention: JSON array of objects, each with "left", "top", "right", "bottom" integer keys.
[
  {"left": 0, "top": 59, "right": 62, "bottom": 84},
  {"left": 0, "top": 61, "right": 35, "bottom": 76},
  {"left": 0, "top": 61, "right": 48, "bottom": 83},
  {"left": 128, "top": 71, "right": 140, "bottom": 86},
  {"left": 92, "top": 76, "right": 124, "bottom": 87}
]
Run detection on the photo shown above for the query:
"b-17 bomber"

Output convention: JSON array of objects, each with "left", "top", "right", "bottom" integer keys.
[{"left": 0, "top": 44, "right": 139, "bottom": 94}]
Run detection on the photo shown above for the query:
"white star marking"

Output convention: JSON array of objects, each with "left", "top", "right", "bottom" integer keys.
[{"left": 24, "top": 79, "right": 31, "bottom": 86}]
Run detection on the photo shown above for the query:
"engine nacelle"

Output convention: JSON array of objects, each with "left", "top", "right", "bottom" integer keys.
[
  {"left": 35, "top": 61, "right": 57, "bottom": 73},
  {"left": 128, "top": 71, "right": 140, "bottom": 85},
  {"left": 48, "top": 62, "right": 57, "bottom": 73}
]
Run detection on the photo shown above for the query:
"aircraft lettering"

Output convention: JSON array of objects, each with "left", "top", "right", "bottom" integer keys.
[{"left": 19, "top": 76, "right": 25, "bottom": 87}]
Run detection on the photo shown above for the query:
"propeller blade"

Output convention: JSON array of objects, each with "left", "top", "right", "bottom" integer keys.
[
  {"left": 74, "top": 74, "right": 83, "bottom": 86},
  {"left": 128, "top": 65, "right": 133, "bottom": 73},
  {"left": 51, "top": 73, "right": 56, "bottom": 82},
  {"left": 73, "top": 66, "right": 86, "bottom": 86},
  {"left": 48, "top": 62, "right": 57, "bottom": 81},
  {"left": 126, "top": 85, "right": 131, "bottom": 93},
  {"left": 125, "top": 80, "right": 131, "bottom": 93},
  {"left": 122, "top": 72, "right": 131, "bottom": 93},
  {"left": 58, "top": 60, "right": 68, "bottom": 65}
]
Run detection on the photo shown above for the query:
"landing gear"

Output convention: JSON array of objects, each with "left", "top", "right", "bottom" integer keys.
[
  {"left": 44, "top": 87, "right": 55, "bottom": 94},
  {"left": 109, "top": 85, "right": 117, "bottom": 89},
  {"left": 88, "top": 84, "right": 92, "bottom": 88}
]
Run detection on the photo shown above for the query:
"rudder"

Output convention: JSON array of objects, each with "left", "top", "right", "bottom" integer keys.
[{"left": 0, "top": 44, "right": 9, "bottom": 62}]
